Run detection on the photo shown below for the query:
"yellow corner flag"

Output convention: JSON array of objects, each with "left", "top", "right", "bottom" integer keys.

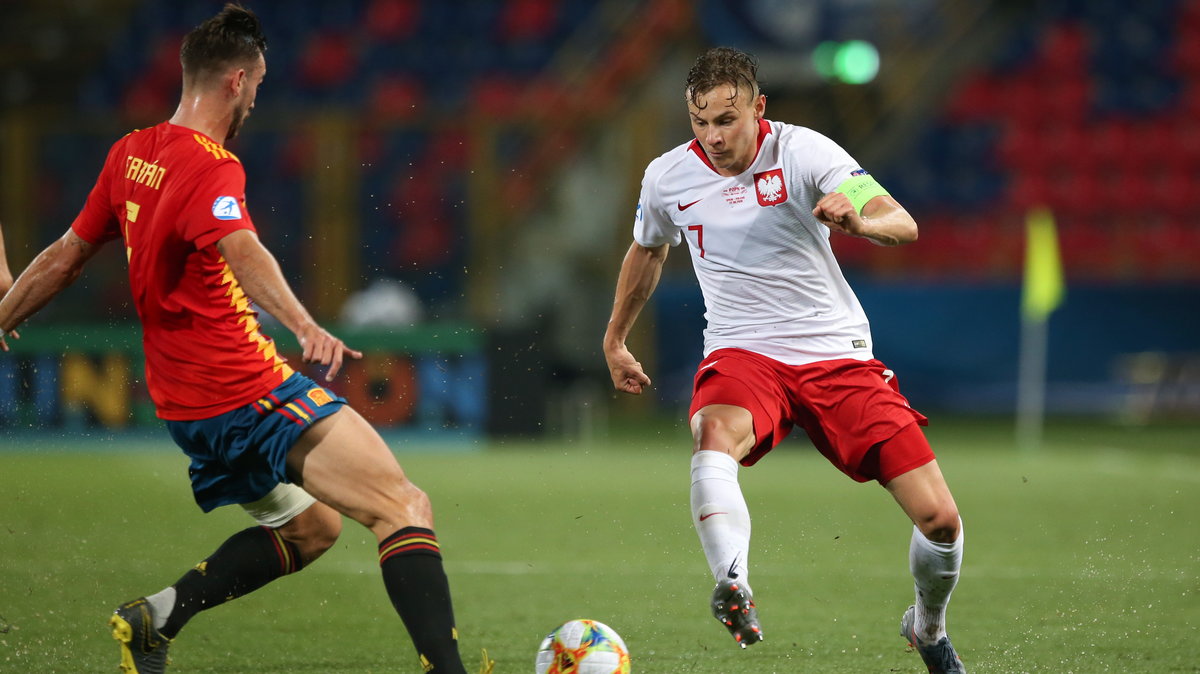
[{"left": 1022, "top": 207, "right": 1065, "bottom": 321}]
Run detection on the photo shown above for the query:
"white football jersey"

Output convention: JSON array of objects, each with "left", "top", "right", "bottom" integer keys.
[{"left": 634, "top": 119, "right": 875, "bottom": 366}]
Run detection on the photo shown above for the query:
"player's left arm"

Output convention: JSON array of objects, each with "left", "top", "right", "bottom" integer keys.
[
  {"left": 812, "top": 193, "right": 917, "bottom": 246},
  {"left": 216, "top": 229, "right": 362, "bottom": 380}
]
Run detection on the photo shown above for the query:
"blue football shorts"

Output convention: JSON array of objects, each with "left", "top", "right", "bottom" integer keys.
[{"left": 167, "top": 373, "right": 347, "bottom": 512}]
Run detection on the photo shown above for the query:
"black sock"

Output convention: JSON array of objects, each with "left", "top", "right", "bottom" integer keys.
[
  {"left": 378, "top": 527, "right": 466, "bottom": 674},
  {"left": 161, "top": 526, "right": 303, "bottom": 638}
]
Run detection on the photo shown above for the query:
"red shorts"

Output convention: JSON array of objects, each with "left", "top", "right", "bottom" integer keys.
[{"left": 689, "top": 348, "right": 933, "bottom": 484}]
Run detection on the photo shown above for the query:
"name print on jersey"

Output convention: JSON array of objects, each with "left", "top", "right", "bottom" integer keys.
[
  {"left": 754, "top": 169, "right": 787, "bottom": 207},
  {"left": 124, "top": 156, "right": 166, "bottom": 190}
]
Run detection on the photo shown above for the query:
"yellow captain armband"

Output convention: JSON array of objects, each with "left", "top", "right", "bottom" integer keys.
[{"left": 834, "top": 173, "right": 890, "bottom": 212}]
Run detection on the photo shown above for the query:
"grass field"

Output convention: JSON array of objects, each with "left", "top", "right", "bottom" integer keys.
[{"left": 1, "top": 416, "right": 1198, "bottom": 673}]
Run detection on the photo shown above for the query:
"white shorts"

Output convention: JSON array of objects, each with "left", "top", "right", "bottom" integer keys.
[{"left": 240, "top": 482, "right": 318, "bottom": 528}]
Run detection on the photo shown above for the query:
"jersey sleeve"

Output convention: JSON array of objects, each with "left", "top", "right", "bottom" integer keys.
[
  {"left": 70, "top": 140, "right": 124, "bottom": 245},
  {"left": 183, "top": 159, "right": 257, "bottom": 249},
  {"left": 632, "top": 164, "right": 680, "bottom": 248},
  {"left": 802, "top": 131, "right": 890, "bottom": 211}
]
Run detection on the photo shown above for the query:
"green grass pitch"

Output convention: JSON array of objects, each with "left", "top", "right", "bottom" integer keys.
[{"left": 1, "top": 417, "right": 1197, "bottom": 672}]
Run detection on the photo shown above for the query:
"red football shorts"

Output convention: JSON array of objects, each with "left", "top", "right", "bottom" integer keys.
[{"left": 688, "top": 348, "right": 933, "bottom": 484}]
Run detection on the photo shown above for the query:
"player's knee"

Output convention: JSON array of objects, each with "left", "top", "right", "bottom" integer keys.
[
  {"left": 360, "top": 474, "right": 432, "bottom": 534},
  {"left": 916, "top": 507, "right": 961, "bottom": 543},
  {"left": 691, "top": 411, "right": 752, "bottom": 455},
  {"left": 392, "top": 479, "right": 431, "bottom": 519}
]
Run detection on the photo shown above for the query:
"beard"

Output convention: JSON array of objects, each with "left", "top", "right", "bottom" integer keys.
[{"left": 226, "top": 104, "right": 249, "bottom": 141}]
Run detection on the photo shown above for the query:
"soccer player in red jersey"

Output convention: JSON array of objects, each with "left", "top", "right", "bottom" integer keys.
[
  {"left": 604, "top": 48, "right": 966, "bottom": 672},
  {"left": 0, "top": 6, "right": 474, "bottom": 673}
]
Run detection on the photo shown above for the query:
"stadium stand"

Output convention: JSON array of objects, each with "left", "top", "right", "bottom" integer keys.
[
  {"left": 12, "top": 0, "right": 1200, "bottom": 323},
  {"left": 866, "top": 0, "right": 1200, "bottom": 281}
]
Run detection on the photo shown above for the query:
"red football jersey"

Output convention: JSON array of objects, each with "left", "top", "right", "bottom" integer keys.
[{"left": 71, "top": 122, "right": 293, "bottom": 420}]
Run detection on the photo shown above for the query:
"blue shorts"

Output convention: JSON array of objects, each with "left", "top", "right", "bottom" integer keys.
[{"left": 167, "top": 373, "right": 347, "bottom": 512}]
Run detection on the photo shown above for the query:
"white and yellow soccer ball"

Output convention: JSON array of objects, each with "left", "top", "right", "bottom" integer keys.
[{"left": 534, "top": 619, "right": 631, "bottom": 673}]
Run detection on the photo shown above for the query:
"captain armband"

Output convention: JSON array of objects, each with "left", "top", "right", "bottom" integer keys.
[{"left": 834, "top": 174, "right": 890, "bottom": 212}]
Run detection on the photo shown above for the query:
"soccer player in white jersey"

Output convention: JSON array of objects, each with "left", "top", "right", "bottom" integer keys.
[{"left": 603, "top": 47, "right": 966, "bottom": 673}]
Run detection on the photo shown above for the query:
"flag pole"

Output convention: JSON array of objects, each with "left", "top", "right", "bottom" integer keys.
[
  {"left": 1016, "top": 313, "right": 1049, "bottom": 451},
  {"left": 1016, "top": 207, "right": 1065, "bottom": 451}
]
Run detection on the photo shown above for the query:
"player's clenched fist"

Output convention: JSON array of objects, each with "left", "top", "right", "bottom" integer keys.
[
  {"left": 812, "top": 192, "right": 865, "bottom": 237},
  {"left": 605, "top": 345, "right": 652, "bottom": 395}
]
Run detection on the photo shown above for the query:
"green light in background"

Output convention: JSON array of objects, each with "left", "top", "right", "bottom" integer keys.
[
  {"left": 834, "top": 40, "right": 879, "bottom": 84},
  {"left": 812, "top": 40, "right": 880, "bottom": 85},
  {"left": 812, "top": 41, "right": 839, "bottom": 80}
]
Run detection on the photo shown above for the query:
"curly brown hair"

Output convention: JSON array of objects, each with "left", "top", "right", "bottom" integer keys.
[
  {"left": 180, "top": 3, "right": 267, "bottom": 84},
  {"left": 685, "top": 47, "right": 760, "bottom": 109}
]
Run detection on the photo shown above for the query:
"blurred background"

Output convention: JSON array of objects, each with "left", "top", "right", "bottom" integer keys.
[{"left": 0, "top": 0, "right": 1197, "bottom": 439}]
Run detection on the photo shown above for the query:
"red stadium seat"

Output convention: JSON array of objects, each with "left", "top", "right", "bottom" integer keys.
[
  {"left": 997, "top": 76, "right": 1045, "bottom": 126},
  {"left": 1038, "top": 23, "right": 1089, "bottom": 76},
  {"left": 943, "top": 73, "right": 1000, "bottom": 123},
  {"left": 1038, "top": 123, "right": 1089, "bottom": 167},
  {"left": 471, "top": 75, "right": 522, "bottom": 114},
  {"left": 364, "top": 0, "right": 420, "bottom": 41},
  {"left": 1041, "top": 76, "right": 1090, "bottom": 123},
  {"left": 1054, "top": 170, "right": 1103, "bottom": 218},
  {"left": 298, "top": 33, "right": 356, "bottom": 89},
  {"left": 996, "top": 123, "right": 1039, "bottom": 169},
  {"left": 1007, "top": 171, "right": 1051, "bottom": 212},
  {"left": 1086, "top": 122, "right": 1134, "bottom": 167},
  {"left": 1057, "top": 218, "right": 1118, "bottom": 280},
  {"left": 121, "top": 79, "right": 173, "bottom": 126},
  {"left": 498, "top": 0, "right": 558, "bottom": 42},
  {"left": 368, "top": 75, "right": 424, "bottom": 121}
]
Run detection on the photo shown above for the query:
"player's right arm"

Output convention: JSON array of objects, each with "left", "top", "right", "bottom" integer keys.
[
  {"left": 603, "top": 241, "right": 669, "bottom": 395},
  {"left": 0, "top": 229, "right": 101, "bottom": 350},
  {"left": 605, "top": 162, "right": 679, "bottom": 395},
  {"left": 216, "top": 229, "right": 362, "bottom": 381}
]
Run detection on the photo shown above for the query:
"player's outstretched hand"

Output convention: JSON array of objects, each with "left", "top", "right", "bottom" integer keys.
[
  {"left": 605, "top": 344, "right": 652, "bottom": 395},
  {"left": 812, "top": 192, "right": 865, "bottom": 237},
  {"left": 297, "top": 324, "right": 363, "bottom": 381}
]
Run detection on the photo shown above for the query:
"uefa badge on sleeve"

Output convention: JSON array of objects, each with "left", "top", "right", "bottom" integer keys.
[{"left": 212, "top": 196, "right": 243, "bottom": 220}]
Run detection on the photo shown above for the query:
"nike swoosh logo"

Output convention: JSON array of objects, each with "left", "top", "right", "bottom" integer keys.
[
  {"left": 699, "top": 360, "right": 720, "bottom": 370},
  {"left": 678, "top": 199, "right": 702, "bottom": 211},
  {"left": 699, "top": 512, "right": 727, "bottom": 521}
]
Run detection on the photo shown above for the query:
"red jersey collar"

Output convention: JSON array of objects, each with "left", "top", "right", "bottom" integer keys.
[{"left": 688, "top": 118, "right": 772, "bottom": 175}]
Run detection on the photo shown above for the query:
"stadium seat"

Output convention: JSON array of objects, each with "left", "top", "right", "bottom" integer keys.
[
  {"left": 297, "top": 33, "right": 357, "bottom": 91},
  {"left": 498, "top": 0, "right": 559, "bottom": 43},
  {"left": 366, "top": 74, "right": 425, "bottom": 121},
  {"left": 364, "top": 0, "right": 420, "bottom": 41}
]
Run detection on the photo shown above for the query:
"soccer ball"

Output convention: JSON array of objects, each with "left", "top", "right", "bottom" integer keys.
[{"left": 535, "top": 619, "right": 631, "bottom": 673}]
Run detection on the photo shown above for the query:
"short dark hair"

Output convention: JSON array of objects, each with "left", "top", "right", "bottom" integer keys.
[
  {"left": 180, "top": 3, "right": 267, "bottom": 84},
  {"left": 685, "top": 47, "right": 760, "bottom": 109}
]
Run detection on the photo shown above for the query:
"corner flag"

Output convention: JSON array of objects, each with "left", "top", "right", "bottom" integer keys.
[
  {"left": 1017, "top": 207, "right": 1064, "bottom": 451},
  {"left": 1021, "top": 207, "right": 1065, "bottom": 321}
]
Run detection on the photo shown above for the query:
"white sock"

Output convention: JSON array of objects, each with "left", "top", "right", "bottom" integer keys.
[
  {"left": 908, "top": 520, "right": 963, "bottom": 644},
  {"left": 690, "top": 450, "right": 752, "bottom": 590},
  {"left": 145, "top": 587, "right": 176, "bottom": 631}
]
